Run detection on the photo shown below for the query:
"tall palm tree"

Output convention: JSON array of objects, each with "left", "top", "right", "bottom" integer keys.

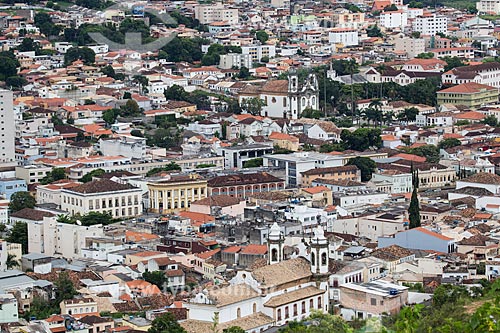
[
  {"left": 345, "top": 59, "right": 358, "bottom": 124},
  {"left": 6, "top": 254, "right": 19, "bottom": 270},
  {"left": 369, "top": 99, "right": 383, "bottom": 127}
]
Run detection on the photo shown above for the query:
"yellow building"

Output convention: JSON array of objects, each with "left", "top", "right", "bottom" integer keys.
[
  {"left": 437, "top": 82, "right": 498, "bottom": 108},
  {"left": 269, "top": 132, "right": 300, "bottom": 151},
  {"left": 148, "top": 173, "right": 208, "bottom": 214}
]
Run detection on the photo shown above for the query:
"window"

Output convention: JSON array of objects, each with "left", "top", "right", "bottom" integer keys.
[
  {"left": 277, "top": 309, "right": 282, "bottom": 321},
  {"left": 293, "top": 304, "right": 297, "bottom": 316},
  {"left": 371, "top": 298, "right": 377, "bottom": 306},
  {"left": 237, "top": 308, "right": 241, "bottom": 318},
  {"left": 285, "top": 306, "right": 289, "bottom": 319},
  {"left": 311, "top": 252, "right": 315, "bottom": 266},
  {"left": 301, "top": 301, "right": 306, "bottom": 314}
]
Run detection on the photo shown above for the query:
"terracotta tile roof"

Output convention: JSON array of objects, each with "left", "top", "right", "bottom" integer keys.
[
  {"left": 393, "top": 153, "right": 427, "bottom": 163},
  {"left": 68, "top": 179, "right": 138, "bottom": 194},
  {"left": 178, "top": 211, "right": 215, "bottom": 225},
  {"left": 301, "top": 165, "right": 358, "bottom": 176},
  {"left": 461, "top": 172, "right": 500, "bottom": 185},
  {"left": 371, "top": 245, "right": 414, "bottom": 261},
  {"left": 413, "top": 227, "right": 453, "bottom": 241},
  {"left": 132, "top": 251, "right": 164, "bottom": 257},
  {"left": 438, "top": 82, "right": 497, "bottom": 94},
  {"left": 10, "top": 208, "right": 55, "bottom": 221},
  {"left": 269, "top": 132, "right": 299, "bottom": 142},
  {"left": 208, "top": 172, "right": 283, "bottom": 187},
  {"left": 453, "top": 111, "right": 485, "bottom": 121},
  {"left": 222, "top": 246, "right": 242, "bottom": 253},
  {"left": 195, "top": 248, "right": 220, "bottom": 260},
  {"left": 251, "top": 258, "right": 312, "bottom": 288},
  {"left": 240, "top": 244, "right": 267, "bottom": 255},
  {"left": 302, "top": 185, "right": 331, "bottom": 194},
  {"left": 125, "top": 231, "right": 160, "bottom": 242},
  {"left": 190, "top": 195, "right": 242, "bottom": 207}
]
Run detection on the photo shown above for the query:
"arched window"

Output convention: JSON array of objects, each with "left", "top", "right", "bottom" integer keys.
[
  {"left": 321, "top": 252, "right": 327, "bottom": 266},
  {"left": 293, "top": 304, "right": 298, "bottom": 316},
  {"left": 237, "top": 308, "right": 241, "bottom": 318},
  {"left": 277, "top": 309, "right": 282, "bottom": 321},
  {"left": 318, "top": 297, "right": 322, "bottom": 309},
  {"left": 301, "top": 97, "right": 306, "bottom": 107},
  {"left": 285, "top": 306, "right": 289, "bottom": 319},
  {"left": 311, "top": 252, "right": 315, "bottom": 266},
  {"left": 301, "top": 301, "right": 306, "bottom": 314},
  {"left": 253, "top": 303, "right": 257, "bottom": 313},
  {"left": 311, "top": 96, "right": 316, "bottom": 106},
  {"left": 271, "top": 248, "right": 278, "bottom": 262}
]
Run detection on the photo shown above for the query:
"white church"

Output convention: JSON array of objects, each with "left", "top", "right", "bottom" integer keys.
[
  {"left": 182, "top": 223, "right": 330, "bottom": 333},
  {"left": 238, "top": 71, "right": 320, "bottom": 120}
]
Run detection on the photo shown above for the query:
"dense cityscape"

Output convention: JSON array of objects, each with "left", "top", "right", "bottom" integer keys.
[{"left": 0, "top": 0, "right": 499, "bottom": 331}]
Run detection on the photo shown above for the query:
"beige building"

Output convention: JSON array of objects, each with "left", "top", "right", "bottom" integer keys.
[
  {"left": 301, "top": 165, "right": 361, "bottom": 187},
  {"left": 61, "top": 179, "right": 142, "bottom": 218},
  {"left": 15, "top": 165, "right": 52, "bottom": 185},
  {"left": 194, "top": 3, "right": 239, "bottom": 24},
  {"left": 27, "top": 216, "right": 104, "bottom": 259},
  {"left": 437, "top": 82, "right": 498, "bottom": 108},
  {"left": 60, "top": 298, "right": 98, "bottom": 316},
  {"left": 148, "top": 173, "right": 208, "bottom": 214}
]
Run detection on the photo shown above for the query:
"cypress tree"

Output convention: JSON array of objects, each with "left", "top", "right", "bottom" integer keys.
[{"left": 408, "top": 163, "right": 421, "bottom": 229}]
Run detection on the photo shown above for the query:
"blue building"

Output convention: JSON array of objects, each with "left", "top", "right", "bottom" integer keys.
[
  {"left": 0, "top": 178, "right": 27, "bottom": 200},
  {"left": 378, "top": 227, "right": 457, "bottom": 254}
]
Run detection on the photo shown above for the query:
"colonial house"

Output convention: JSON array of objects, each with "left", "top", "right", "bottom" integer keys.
[{"left": 238, "top": 72, "right": 319, "bottom": 119}]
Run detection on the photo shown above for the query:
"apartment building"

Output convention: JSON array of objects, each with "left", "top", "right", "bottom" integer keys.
[
  {"left": 412, "top": 14, "right": 447, "bottom": 35},
  {"left": 219, "top": 53, "right": 253, "bottom": 69},
  {"left": 437, "top": 82, "right": 498, "bottom": 108},
  {"left": 332, "top": 10, "right": 365, "bottom": 28},
  {"left": 477, "top": 0, "right": 500, "bottom": 14},
  {"left": 61, "top": 179, "right": 143, "bottom": 218},
  {"left": 194, "top": 3, "right": 239, "bottom": 24},
  {"left": 394, "top": 37, "right": 426, "bottom": 58},
  {"left": 241, "top": 44, "right": 276, "bottom": 63},
  {"left": 147, "top": 173, "right": 208, "bottom": 214},
  {"left": 379, "top": 10, "right": 408, "bottom": 29},
  {"left": 98, "top": 136, "right": 147, "bottom": 159},
  {"left": 328, "top": 28, "right": 358, "bottom": 47},
  {"left": 27, "top": 216, "right": 105, "bottom": 258},
  {"left": 0, "top": 89, "right": 14, "bottom": 166}
]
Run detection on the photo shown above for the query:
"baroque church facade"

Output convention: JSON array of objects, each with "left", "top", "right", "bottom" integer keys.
[
  {"left": 238, "top": 72, "right": 319, "bottom": 119},
  {"left": 183, "top": 223, "right": 330, "bottom": 332}
]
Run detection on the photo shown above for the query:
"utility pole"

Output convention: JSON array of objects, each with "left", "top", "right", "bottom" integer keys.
[{"left": 324, "top": 68, "right": 327, "bottom": 118}]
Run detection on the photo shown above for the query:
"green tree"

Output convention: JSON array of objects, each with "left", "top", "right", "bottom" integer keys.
[
  {"left": 384, "top": 4, "right": 399, "bottom": 10},
  {"left": 17, "top": 37, "right": 39, "bottom": 52},
  {"left": 0, "top": 57, "right": 19, "bottom": 81},
  {"left": 482, "top": 114, "right": 498, "bottom": 126},
  {"left": 133, "top": 75, "right": 149, "bottom": 93},
  {"left": 64, "top": 47, "right": 95, "bottom": 65},
  {"left": 341, "top": 128, "right": 382, "bottom": 151},
  {"left": 238, "top": 66, "right": 250, "bottom": 79},
  {"left": 438, "top": 138, "right": 461, "bottom": 149},
  {"left": 443, "top": 56, "right": 466, "bottom": 71},
  {"left": 301, "top": 108, "right": 322, "bottom": 119},
  {"left": 79, "top": 212, "right": 114, "bottom": 226},
  {"left": 6, "top": 253, "right": 19, "bottom": 269},
  {"left": 408, "top": 145, "right": 440, "bottom": 163},
  {"left": 148, "top": 312, "right": 187, "bottom": 333},
  {"left": 408, "top": 187, "right": 420, "bottom": 229},
  {"left": 164, "top": 84, "right": 189, "bottom": 101},
  {"left": 397, "top": 107, "right": 419, "bottom": 123},
  {"left": 346, "top": 157, "right": 376, "bottom": 181},
  {"left": 146, "top": 162, "right": 182, "bottom": 177},
  {"left": 347, "top": 4, "right": 362, "bottom": 12},
  {"left": 255, "top": 30, "right": 269, "bottom": 44},
  {"left": 9, "top": 192, "right": 35, "bottom": 213},
  {"left": 23, "top": 296, "right": 59, "bottom": 320},
  {"left": 279, "top": 311, "right": 353, "bottom": 333},
  {"left": 416, "top": 52, "right": 434, "bottom": 59},
  {"left": 243, "top": 158, "right": 263, "bottom": 168},
  {"left": 6, "top": 222, "right": 28, "bottom": 253},
  {"left": 6, "top": 76, "right": 27, "bottom": 89},
  {"left": 103, "top": 108, "right": 118, "bottom": 125},
  {"left": 120, "top": 99, "right": 141, "bottom": 117},
  {"left": 40, "top": 168, "right": 66, "bottom": 185},
  {"left": 54, "top": 271, "right": 77, "bottom": 304},
  {"left": 240, "top": 97, "right": 266, "bottom": 116},
  {"left": 143, "top": 271, "right": 168, "bottom": 289},
  {"left": 81, "top": 168, "right": 106, "bottom": 183},
  {"left": 401, "top": 77, "right": 441, "bottom": 106},
  {"left": 367, "top": 24, "right": 383, "bottom": 37}
]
